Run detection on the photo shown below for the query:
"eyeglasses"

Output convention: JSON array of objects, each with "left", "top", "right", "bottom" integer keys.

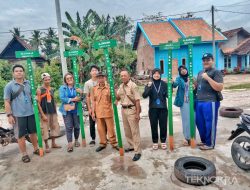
[{"left": 66, "top": 77, "right": 73, "bottom": 80}]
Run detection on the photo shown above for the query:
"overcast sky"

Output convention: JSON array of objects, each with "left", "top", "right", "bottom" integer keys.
[{"left": 0, "top": 0, "right": 250, "bottom": 51}]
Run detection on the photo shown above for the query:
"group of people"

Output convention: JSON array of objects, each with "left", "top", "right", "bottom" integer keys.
[{"left": 4, "top": 52, "right": 223, "bottom": 163}]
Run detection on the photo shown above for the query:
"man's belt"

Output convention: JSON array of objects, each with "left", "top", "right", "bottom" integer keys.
[{"left": 122, "top": 105, "right": 135, "bottom": 109}]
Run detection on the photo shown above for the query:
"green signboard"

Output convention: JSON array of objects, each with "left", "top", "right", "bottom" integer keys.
[
  {"left": 159, "top": 40, "right": 181, "bottom": 151},
  {"left": 64, "top": 50, "right": 84, "bottom": 57},
  {"left": 159, "top": 41, "right": 180, "bottom": 50},
  {"left": 178, "top": 36, "right": 201, "bottom": 148},
  {"left": 93, "top": 39, "right": 124, "bottom": 156},
  {"left": 63, "top": 50, "right": 86, "bottom": 146},
  {"left": 93, "top": 39, "right": 117, "bottom": 49},
  {"left": 15, "top": 50, "right": 40, "bottom": 58},
  {"left": 179, "top": 36, "right": 201, "bottom": 45},
  {"left": 15, "top": 51, "right": 43, "bottom": 156}
]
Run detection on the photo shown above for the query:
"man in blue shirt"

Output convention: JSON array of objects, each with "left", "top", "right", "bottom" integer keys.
[
  {"left": 4, "top": 64, "right": 39, "bottom": 163},
  {"left": 196, "top": 53, "right": 224, "bottom": 150}
]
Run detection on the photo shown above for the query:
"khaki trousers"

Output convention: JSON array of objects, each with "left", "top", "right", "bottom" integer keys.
[
  {"left": 121, "top": 108, "right": 141, "bottom": 153},
  {"left": 96, "top": 117, "right": 117, "bottom": 147}
]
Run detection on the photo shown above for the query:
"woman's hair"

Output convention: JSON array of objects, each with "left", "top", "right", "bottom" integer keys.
[{"left": 63, "top": 72, "right": 74, "bottom": 84}]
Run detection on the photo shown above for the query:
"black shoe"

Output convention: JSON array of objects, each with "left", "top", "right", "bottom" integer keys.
[
  {"left": 96, "top": 146, "right": 106, "bottom": 152},
  {"left": 132, "top": 154, "right": 141, "bottom": 161},
  {"left": 125, "top": 148, "right": 134, "bottom": 152},
  {"left": 89, "top": 140, "right": 95, "bottom": 146}
]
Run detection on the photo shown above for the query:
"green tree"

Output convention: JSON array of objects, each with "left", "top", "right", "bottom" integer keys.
[
  {"left": 30, "top": 30, "right": 42, "bottom": 50},
  {"left": 0, "top": 60, "right": 12, "bottom": 81},
  {"left": 9, "top": 27, "right": 25, "bottom": 38},
  {"left": 42, "top": 27, "right": 59, "bottom": 59}
]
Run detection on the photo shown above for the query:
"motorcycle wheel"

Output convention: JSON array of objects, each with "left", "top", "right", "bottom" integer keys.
[{"left": 231, "top": 136, "right": 250, "bottom": 170}]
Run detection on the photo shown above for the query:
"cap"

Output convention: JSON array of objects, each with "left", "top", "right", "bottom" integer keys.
[
  {"left": 41, "top": 73, "right": 51, "bottom": 80},
  {"left": 96, "top": 71, "right": 106, "bottom": 77},
  {"left": 202, "top": 53, "right": 213, "bottom": 60}
]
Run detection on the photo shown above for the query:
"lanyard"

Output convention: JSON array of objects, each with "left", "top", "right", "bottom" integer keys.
[
  {"left": 68, "top": 87, "right": 75, "bottom": 97},
  {"left": 152, "top": 81, "right": 161, "bottom": 95}
]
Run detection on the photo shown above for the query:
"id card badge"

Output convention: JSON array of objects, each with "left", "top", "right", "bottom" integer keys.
[{"left": 156, "top": 98, "right": 161, "bottom": 105}]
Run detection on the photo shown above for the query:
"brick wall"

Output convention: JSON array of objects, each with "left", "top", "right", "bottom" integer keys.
[{"left": 136, "top": 34, "right": 154, "bottom": 75}]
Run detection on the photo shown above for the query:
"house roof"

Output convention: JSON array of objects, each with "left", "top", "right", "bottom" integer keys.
[
  {"left": 222, "top": 37, "right": 250, "bottom": 55},
  {"left": 223, "top": 27, "right": 250, "bottom": 38},
  {"left": 171, "top": 18, "right": 226, "bottom": 41},
  {"left": 133, "top": 18, "right": 227, "bottom": 50},
  {"left": 140, "top": 22, "right": 181, "bottom": 45},
  {"left": 0, "top": 35, "right": 46, "bottom": 61}
]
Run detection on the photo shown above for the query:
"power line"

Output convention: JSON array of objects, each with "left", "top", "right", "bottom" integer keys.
[
  {"left": 0, "top": 27, "right": 58, "bottom": 34},
  {"left": 216, "top": 9, "right": 250, "bottom": 15},
  {"left": 216, "top": 0, "right": 250, "bottom": 7}
]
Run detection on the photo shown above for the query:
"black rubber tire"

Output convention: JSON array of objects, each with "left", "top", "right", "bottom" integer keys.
[
  {"left": 174, "top": 156, "right": 216, "bottom": 186},
  {"left": 231, "top": 136, "right": 250, "bottom": 171},
  {"left": 219, "top": 107, "right": 243, "bottom": 118}
]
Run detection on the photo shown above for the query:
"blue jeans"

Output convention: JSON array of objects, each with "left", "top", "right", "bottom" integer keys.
[{"left": 63, "top": 113, "right": 80, "bottom": 143}]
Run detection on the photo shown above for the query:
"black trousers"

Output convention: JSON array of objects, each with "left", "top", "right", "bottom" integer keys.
[
  {"left": 89, "top": 115, "right": 96, "bottom": 140},
  {"left": 149, "top": 108, "right": 168, "bottom": 143}
]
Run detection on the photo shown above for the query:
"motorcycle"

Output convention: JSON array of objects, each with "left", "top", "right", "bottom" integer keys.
[{"left": 228, "top": 113, "right": 250, "bottom": 170}]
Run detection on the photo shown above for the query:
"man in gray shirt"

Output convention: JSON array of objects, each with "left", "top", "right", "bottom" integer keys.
[
  {"left": 195, "top": 53, "right": 224, "bottom": 150},
  {"left": 4, "top": 64, "right": 39, "bottom": 163},
  {"left": 83, "top": 65, "right": 99, "bottom": 146}
]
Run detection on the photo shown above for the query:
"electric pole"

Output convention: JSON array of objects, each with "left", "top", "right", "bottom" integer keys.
[{"left": 55, "top": 0, "right": 67, "bottom": 77}]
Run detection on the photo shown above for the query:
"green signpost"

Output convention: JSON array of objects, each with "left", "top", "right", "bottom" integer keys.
[
  {"left": 179, "top": 36, "right": 201, "bottom": 148},
  {"left": 64, "top": 49, "right": 86, "bottom": 147},
  {"left": 159, "top": 41, "right": 180, "bottom": 151},
  {"left": 93, "top": 39, "right": 124, "bottom": 156},
  {"left": 15, "top": 50, "right": 44, "bottom": 156}
]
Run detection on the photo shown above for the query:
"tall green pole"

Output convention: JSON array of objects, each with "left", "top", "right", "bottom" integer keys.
[
  {"left": 167, "top": 49, "right": 174, "bottom": 151},
  {"left": 188, "top": 44, "right": 196, "bottom": 148},
  {"left": 27, "top": 58, "right": 44, "bottom": 156},
  {"left": 72, "top": 56, "right": 86, "bottom": 146},
  {"left": 103, "top": 48, "right": 124, "bottom": 156}
]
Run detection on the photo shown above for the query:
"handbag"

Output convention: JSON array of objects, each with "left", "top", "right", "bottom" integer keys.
[{"left": 64, "top": 103, "right": 75, "bottom": 111}]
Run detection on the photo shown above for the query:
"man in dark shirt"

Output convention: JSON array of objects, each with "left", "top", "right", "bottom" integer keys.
[
  {"left": 196, "top": 53, "right": 224, "bottom": 150},
  {"left": 37, "top": 73, "right": 61, "bottom": 153}
]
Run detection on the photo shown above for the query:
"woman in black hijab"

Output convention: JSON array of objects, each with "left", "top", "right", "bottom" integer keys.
[
  {"left": 173, "top": 65, "right": 191, "bottom": 146},
  {"left": 142, "top": 68, "right": 168, "bottom": 150}
]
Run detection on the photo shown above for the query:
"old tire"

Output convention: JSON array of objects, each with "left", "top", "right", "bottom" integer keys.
[
  {"left": 231, "top": 136, "right": 250, "bottom": 171},
  {"left": 174, "top": 156, "right": 216, "bottom": 186},
  {"left": 219, "top": 107, "right": 243, "bottom": 118}
]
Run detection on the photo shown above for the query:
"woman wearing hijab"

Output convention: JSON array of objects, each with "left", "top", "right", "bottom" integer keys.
[
  {"left": 173, "top": 65, "right": 193, "bottom": 146},
  {"left": 142, "top": 68, "right": 168, "bottom": 150}
]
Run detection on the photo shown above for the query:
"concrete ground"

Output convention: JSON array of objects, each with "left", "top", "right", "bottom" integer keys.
[{"left": 1, "top": 75, "right": 250, "bottom": 190}]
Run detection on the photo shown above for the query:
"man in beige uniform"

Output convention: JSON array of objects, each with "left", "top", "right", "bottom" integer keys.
[{"left": 116, "top": 70, "right": 141, "bottom": 161}]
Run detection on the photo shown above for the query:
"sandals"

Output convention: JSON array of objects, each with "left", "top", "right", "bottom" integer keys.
[
  {"left": 51, "top": 144, "right": 62, "bottom": 149},
  {"left": 74, "top": 141, "right": 80, "bottom": 147},
  {"left": 183, "top": 140, "right": 190, "bottom": 146},
  {"left": 161, "top": 143, "right": 167, "bottom": 150},
  {"left": 197, "top": 142, "right": 205, "bottom": 146},
  {"left": 199, "top": 145, "right": 214, "bottom": 150},
  {"left": 152, "top": 143, "right": 159, "bottom": 150},
  {"left": 45, "top": 148, "right": 51, "bottom": 153},
  {"left": 33, "top": 149, "right": 40, "bottom": 155},
  {"left": 67, "top": 146, "right": 73, "bottom": 152},
  {"left": 22, "top": 155, "right": 30, "bottom": 163}
]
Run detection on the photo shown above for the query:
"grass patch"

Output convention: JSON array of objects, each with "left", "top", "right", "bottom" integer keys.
[{"left": 225, "top": 83, "right": 250, "bottom": 90}]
